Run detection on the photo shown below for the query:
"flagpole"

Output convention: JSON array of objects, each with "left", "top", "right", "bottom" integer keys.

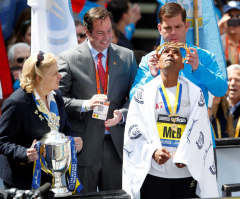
[{"left": 193, "top": 0, "right": 199, "bottom": 46}]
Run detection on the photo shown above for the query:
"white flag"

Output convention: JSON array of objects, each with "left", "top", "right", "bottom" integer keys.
[{"left": 28, "top": 0, "right": 78, "bottom": 55}]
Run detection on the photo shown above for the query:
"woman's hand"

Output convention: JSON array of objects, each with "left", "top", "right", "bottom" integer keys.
[
  {"left": 27, "top": 139, "right": 38, "bottom": 162},
  {"left": 74, "top": 137, "right": 83, "bottom": 153}
]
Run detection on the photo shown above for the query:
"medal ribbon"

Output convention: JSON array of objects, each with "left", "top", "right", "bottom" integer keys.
[
  {"left": 32, "top": 141, "right": 53, "bottom": 189},
  {"left": 234, "top": 117, "right": 240, "bottom": 137},
  {"left": 67, "top": 136, "right": 83, "bottom": 193},
  {"left": 95, "top": 56, "right": 108, "bottom": 95},
  {"left": 159, "top": 82, "right": 182, "bottom": 115},
  {"left": 32, "top": 141, "right": 41, "bottom": 189}
]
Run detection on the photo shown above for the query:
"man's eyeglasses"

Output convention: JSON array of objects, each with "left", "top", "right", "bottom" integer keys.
[
  {"left": 36, "top": 51, "right": 44, "bottom": 67},
  {"left": 77, "top": 33, "right": 86, "bottom": 39},
  {"left": 16, "top": 57, "right": 29, "bottom": 64}
]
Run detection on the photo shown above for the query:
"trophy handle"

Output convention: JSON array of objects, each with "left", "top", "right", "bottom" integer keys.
[
  {"left": 52, "top": 172, "right": 63, "bottom": 189},
  {"left": 67, "top": 140, "right": 72, "bottom": 170}
]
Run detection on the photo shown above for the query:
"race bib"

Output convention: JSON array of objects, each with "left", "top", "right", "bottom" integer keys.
[{"left": 157, "top": 114, "right": 187, "bottom": 147}]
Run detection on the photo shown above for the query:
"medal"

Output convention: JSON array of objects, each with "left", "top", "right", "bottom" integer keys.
[
  {"left": 170, "top": 114, "right": 178, "bottom": 132},
  {"left": 159, "top": 81, "right": 182, "bottom": 131},
  {"left": 171, "top": 123, "right": 178, "bottom": 132}
]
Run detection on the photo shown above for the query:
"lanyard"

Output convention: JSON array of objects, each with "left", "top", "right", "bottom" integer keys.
[
  {"left": 95, "top": 56, "right": 108, "bottom": 95},
  {"left": 159, "top": 82, "right": 182, "bottom": 116},
  {"left": 212, "top": 117, "right": 222, "bottom": 139},
  {"left": 234, "top": 117, "right": 240, "bottom": 137},
  {"left": 225, "top": 36, "right": 240, "bottom": 64}
]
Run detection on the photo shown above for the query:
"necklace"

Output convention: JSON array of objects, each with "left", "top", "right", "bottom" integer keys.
[{"left": 33, "top": 93, "right": 60, "bottom": 131}]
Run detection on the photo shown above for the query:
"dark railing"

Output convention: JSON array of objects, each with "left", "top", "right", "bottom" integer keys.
[{"left": 216, "top": 137, "right": 240, "bottom": 197}]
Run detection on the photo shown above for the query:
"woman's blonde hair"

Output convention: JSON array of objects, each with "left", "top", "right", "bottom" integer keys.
[{"left": 20, "top": 52, "right": 57, "bottom": 93}]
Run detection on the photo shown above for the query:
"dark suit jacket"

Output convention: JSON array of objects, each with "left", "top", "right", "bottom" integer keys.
[
  {"left": 117, "top": 31, "right": 133, "bottom": 50},
  {"left": 58, "top": 41, "right": 137, "bottom": 166},
  {"left": 0, "top": 88, "right": 73, "bottom": 189}
]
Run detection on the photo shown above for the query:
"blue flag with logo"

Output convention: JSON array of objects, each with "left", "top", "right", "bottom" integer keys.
[{"left": 158, "top": 0, "right": 227, "bottom": 79}]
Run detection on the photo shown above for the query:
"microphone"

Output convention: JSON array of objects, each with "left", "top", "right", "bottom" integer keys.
[
  {"left": 0, "top": 183, "right": 52, "bottom": 199},
  {"left": 33, "top": 183, "right": 51, "bottom": 198},
  {"left": 0, "top": 189, "right": 8, "bottom": 199}
]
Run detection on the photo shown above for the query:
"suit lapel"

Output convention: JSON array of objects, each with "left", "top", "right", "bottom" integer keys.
[
  {"left": 22, "top": 89, "right": 49, "bottom": 125},
  {"left": 107, "top": 45, "right": 119, "bottom": 98},
  {"left": 78, "top": 41, "right": 98, "bottom": 94}
]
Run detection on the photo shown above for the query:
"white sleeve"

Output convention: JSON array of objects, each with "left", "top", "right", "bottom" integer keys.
[{"left": 208, "top": 92, "right": 214, "bottom": 108}]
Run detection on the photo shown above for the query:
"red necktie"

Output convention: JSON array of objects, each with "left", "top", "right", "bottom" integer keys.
[
  {"left": 97, "top": 53, "right": 106, "bottom": 90},
  {"left": 97, "top": 53, "right": 110, "bottom": 132}
]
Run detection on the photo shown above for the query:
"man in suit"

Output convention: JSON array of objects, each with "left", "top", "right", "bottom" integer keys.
[{"left": 58, "top": 7, "right": 137, "bottom": 193}]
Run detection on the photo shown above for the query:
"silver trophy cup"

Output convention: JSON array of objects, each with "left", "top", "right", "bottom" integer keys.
[{"left": 40, "top": 130, "right": 72, "bottom": 197}]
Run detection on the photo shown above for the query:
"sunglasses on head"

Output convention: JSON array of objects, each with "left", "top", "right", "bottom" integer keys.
[
  {"left": 16, "top": 57, "right": 29, "bottom": 64},
  {"left": 77, "top": 33, "right": 86, "bottom": 39},
  {"left": 36, "top": 51, "right": 44, "bottom": 67}
]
